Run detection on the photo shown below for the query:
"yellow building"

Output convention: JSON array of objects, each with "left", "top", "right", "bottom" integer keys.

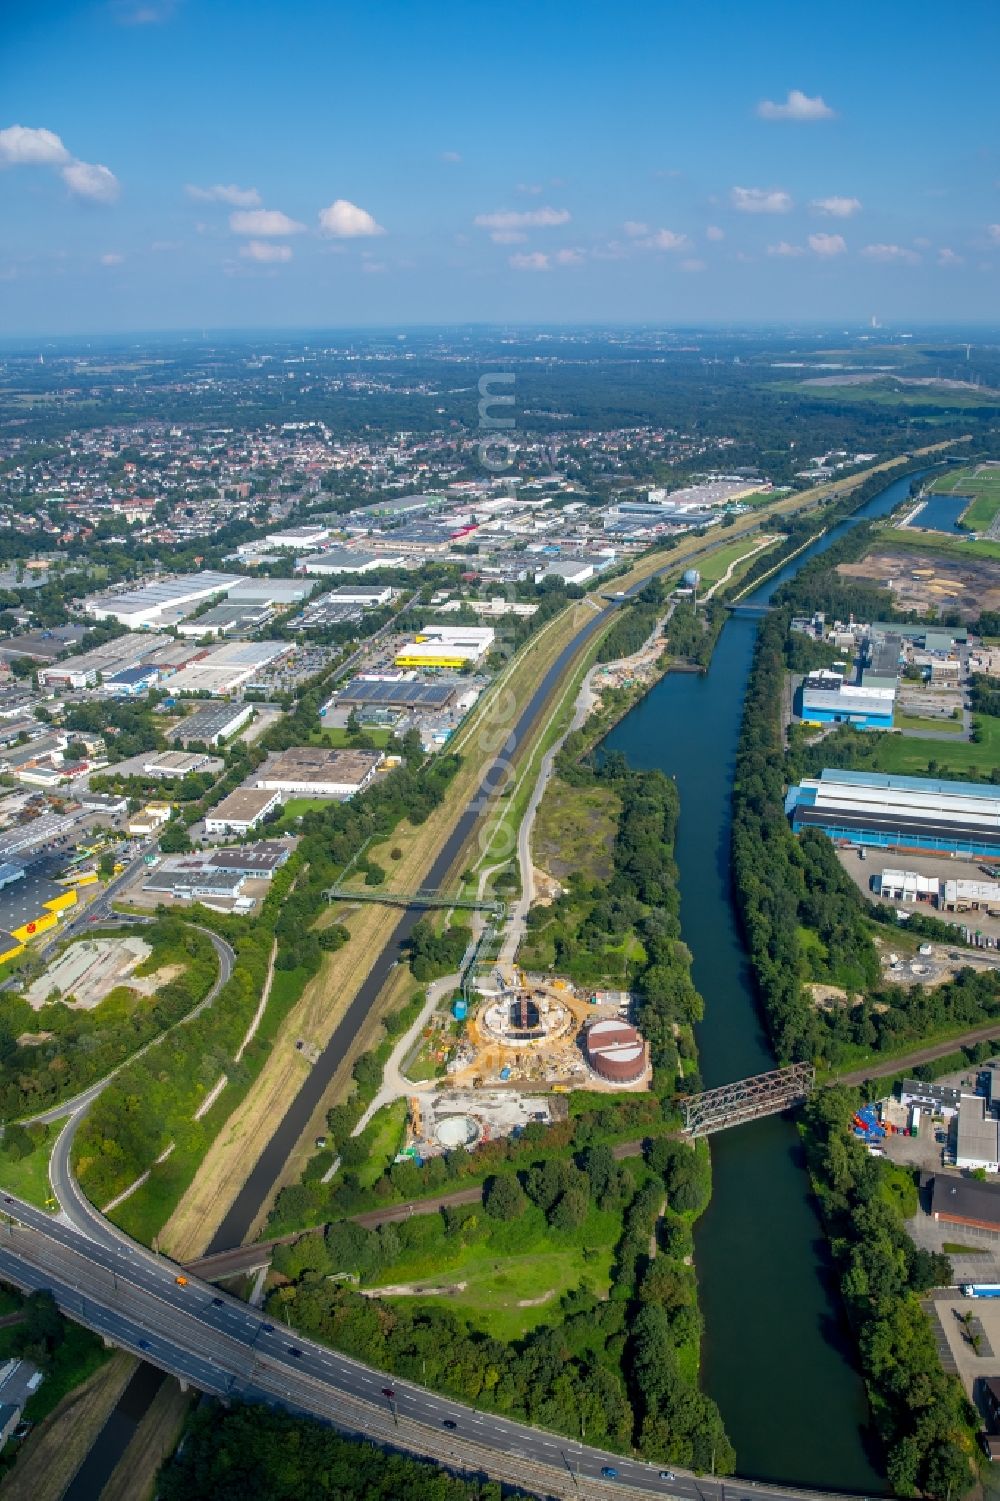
[{"left": 0, "top": 886, "right": 78, "bottom": 965}]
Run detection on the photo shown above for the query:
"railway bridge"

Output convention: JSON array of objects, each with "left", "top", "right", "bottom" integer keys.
[{"left": 680, "top": 1062, "right": 815, "bottom": 1137}]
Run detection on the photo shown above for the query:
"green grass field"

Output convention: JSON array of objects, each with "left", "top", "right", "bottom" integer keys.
[
  {"left": 309, "top": 726, "right": 393, "bottom": 749},
  {"left": 0, "top": 1130, "right": 58, "bottom": 1210},
  {"left": 893, "top": 712, "right": 963, "bottom": 735},
  {"left": 929, "top": 465, "right": 1000, "bottom": 531},
  {"left": 875, "top": 526, "right": 1000, "bottom": 562},
  {"left": 785, "top": 379, "right": 999, "bottom": 410},
  {"left": 533, "top": 778, "right": 621, "bottom": 883},
  {"left": 867, "top": 714, "right": 1000, "bottom": 777},
  {"left": 367, "top": 1199, "right": 626, "bottom": 1341}
]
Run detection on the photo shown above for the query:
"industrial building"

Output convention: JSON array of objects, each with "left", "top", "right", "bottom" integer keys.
[
  {"left": 254, "top": 746, "right": 383, "bottom": 799},
  {"left": 204, "top": 787, "right": 282, "bottom": 836},
  {"left": 105, "top": 664, "right": 161, "bottom": 697},
  {"left": 298, "top": 549, "right": 402, "bottom": 576},
  {"left": 930, "top": 1174, "right": 1000, "bottom": 1232},
  {"left": 169, "top": 703, "right": 254, "bottom": 747},
  {"left": 787, "top": 769, "right": 1000, "bottom": 860},
  {"left": 176, "top": 602, "right": 272, "bottom": 638},
  {"left": 331, "top": 676, "right": 457, "bottom": 712},
  {"left": 82, "top": 573, "right": 240, "bottom": 629},
  {"left": 204, "top": 841, "right": 291, "bottom": 879},
  {"left": 956, "top": 1096, "right": 1000, "bottom": 1174},
  {"left": 38, "top": 632, "right": 169, "bottom": 690},
  {"left": 163, "top": 641, "right": 290, "bottom": 697},
  {"left": 875, "top": 868, "right": 1000, "bottom": 915},
  {"left": 0, "top": 859, "right": 78, "bottom": 965},
  {"left": 265, "top": 525, "right": 330, "bottom": 550},
  {"left": 899, "top": 1078, "right": 962, "bottom": 1114},
  {"left": 325, "top": 584, "right": 394, "bottom": 607},
  {"left": 799, "top": 677, "right": 895, "bottom": 730},
  {"left": 394, "top": 640, "right": 485, "bottom": 669},
  {"left": 584, "top": 1018, "right": 649, "bottom": 1085}
]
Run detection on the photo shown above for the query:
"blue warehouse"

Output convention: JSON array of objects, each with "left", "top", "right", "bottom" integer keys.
[{"left": 785, "top": 769, "right": 1000, "bottom": 862}]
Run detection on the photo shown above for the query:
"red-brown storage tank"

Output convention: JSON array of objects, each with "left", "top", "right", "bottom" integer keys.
[{"left": 585, "top": 1018, "right": 648, "bottom": 1084}]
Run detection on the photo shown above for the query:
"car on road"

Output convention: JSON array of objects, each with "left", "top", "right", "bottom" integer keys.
[
  {"left": 288, "top": 1346, "right": 303, "bottom": 1358},
  {"left": 211, "top": 1296, "right": 223, "bottom": 1306},
  {"left": 441, "top": 1418, "right": 456, "bottom": 1429},
  {"left": 174, "top": 1275, "right": 188, "bottom": 1286},
  {"left": 659, "top": 1472, "right": 676, "bottom": 1482},
  {"left": 601, "top": 1466, "right": 618, "bottom": 1479},
  {"left": 138, "top": 1338, "right": 150, "bottom": 1350}
]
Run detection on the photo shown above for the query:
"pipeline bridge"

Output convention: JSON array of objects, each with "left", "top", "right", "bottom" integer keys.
[{"left": 680, "top": 1063, "right": 815, "bottom": 1137}]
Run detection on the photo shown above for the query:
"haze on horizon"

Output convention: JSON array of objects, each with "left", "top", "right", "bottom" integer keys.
[{"left": 2, "top": 0, "right": 999, "bottom": 336}]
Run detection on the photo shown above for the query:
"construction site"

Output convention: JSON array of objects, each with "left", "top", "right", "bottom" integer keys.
[{"left": 446, "top": 971, "right": 646, "bottom": 1091}]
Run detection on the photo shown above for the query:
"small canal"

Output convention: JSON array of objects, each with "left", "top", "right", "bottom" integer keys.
[{"left": 603, "top": 470, "right": 927, "bottom": 1490}]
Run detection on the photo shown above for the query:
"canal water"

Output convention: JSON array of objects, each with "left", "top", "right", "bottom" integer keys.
[
  {"left": 603, "top": 470, "right": 926, "bottom": 1491},
  {"left": 916, "top": 491, "right": 968, "bottom": 533}
]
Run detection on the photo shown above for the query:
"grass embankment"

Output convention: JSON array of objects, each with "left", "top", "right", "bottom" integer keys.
[
  {"left": 99, "top": 1377, "right": 192, "bottom": 1501},
  {"left": 0, "top": 1351, "right": 136, "bottom": 1501},
  {"left": 876, "top": 525, "right": 1000, "bottom": 562}
]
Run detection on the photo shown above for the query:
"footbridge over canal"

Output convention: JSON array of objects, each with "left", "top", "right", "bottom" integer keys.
[{"left": 680, "top": 1063, "right": 815, "bottom": 1137}]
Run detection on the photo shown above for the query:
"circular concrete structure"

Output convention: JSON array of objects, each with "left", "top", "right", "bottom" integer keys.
[
  {"left": 585, "top": 1018, "right": 647, "bottom": 1085},
  {"left": 435, "top": 1114, "right": 481, "bottom": 1150}
]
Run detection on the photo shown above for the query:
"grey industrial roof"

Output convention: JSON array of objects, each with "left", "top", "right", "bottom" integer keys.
[{"left": 932, "top": 1171, "right": 1000, "bottom": 1226}]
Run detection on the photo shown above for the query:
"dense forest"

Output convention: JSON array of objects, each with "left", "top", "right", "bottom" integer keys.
[{"left": 159, "top": 1403, "right": 529, "bottom": 1501}]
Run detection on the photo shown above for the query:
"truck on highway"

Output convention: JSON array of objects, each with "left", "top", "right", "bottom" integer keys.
[{"left": 960, "top": 1284, "right": 1000, "bottom": 1298}]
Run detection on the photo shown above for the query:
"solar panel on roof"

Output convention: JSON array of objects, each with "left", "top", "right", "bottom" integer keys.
[{"left": 337, "top": 677, "right": 453, "bottom": 707}]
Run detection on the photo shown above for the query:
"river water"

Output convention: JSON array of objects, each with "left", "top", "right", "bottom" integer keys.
[{"left": 603, "top": 470, "right": 925, "bottom": 1491}]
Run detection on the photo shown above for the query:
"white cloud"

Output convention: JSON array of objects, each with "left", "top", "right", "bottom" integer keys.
[
  {"left": 516, "top": 183, "right": 543, "bottom": 195},
  {"left": 475, "top": 207, "right": 570, "bottom": 230},
  {"left": 862, "top": 242, "right": 920, "bottom": 264},
  {"left": 0, "top": 125, "right": 120, "bottom": 203},
  {"left": 767, "top": 241, "right": 804, "bottom": 257},
  {"left": 731, "top": 186, "right": 792, "bottom": 214},
  {"left": 61, "top": 160, "right": 120, "bottom": 202},
  {"left": 705, "top": 225, "right": 725, "bottom": 241},
  {"left": 623, "top": 220, "right": 649, "bottom": 238},
  {"left": 318, "top": 199, "right": 384, "bottom": 237},
  {"left": 230, "top": 208, "right": 305, "bottom": 236},
  {"left": 648, "top": 228, "right": 689, "bottom": 250},
  {"left": 756, "top": 89, "right": 835, "bottom": 121},
  {"left": 811, "top": 195, "right": 862, "bottom": 218},
  {"left": 808, "top": 232, "right": 846, "bottom": 257},
  {"left": 0, "top": 125, "right": 70, "bottom": 166},
  {"left": 509, "top": 251, "right": 550, "bottom": 271},
  {"left": 937, "top": 247, "right": 963, "bottom": 267},
  {"left": 554, "top": 248, "right": 585, "bottom": 265},
  {"left": 240, "top": 240, "right": 292, "bottom": 263},
  {"left": 987, "top": 225, "right": 1000, "bottom": 244},
  {"left": 491, "top": 230, "right": 526, "bottom": 244},
  {"left": 681, "top": 258, "right": 706, "bottom": 273},
  {"left": 187, "top": 183, "right": 261, "bottom": 207},
  {"left": 99, "top": 252, "right": 124, "bottom": 266}
]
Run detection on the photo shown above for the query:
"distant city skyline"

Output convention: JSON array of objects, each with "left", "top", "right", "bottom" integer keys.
[{"left": 3, "top": 0, "right": 999, "bottom": 334}]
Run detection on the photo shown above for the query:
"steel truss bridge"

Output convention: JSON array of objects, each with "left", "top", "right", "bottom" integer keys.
[{"left": 680, "top": 1063, "right": 815, "bottom": 1137}]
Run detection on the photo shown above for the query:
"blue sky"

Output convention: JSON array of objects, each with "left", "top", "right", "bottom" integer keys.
[{"left": 2, "top": 0, "right": 999, "bottom": 333}]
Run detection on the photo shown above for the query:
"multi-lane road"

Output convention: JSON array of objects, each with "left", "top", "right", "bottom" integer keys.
[{"left": 0, "top": 1192, "right": 859, "bottom": 1501}]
